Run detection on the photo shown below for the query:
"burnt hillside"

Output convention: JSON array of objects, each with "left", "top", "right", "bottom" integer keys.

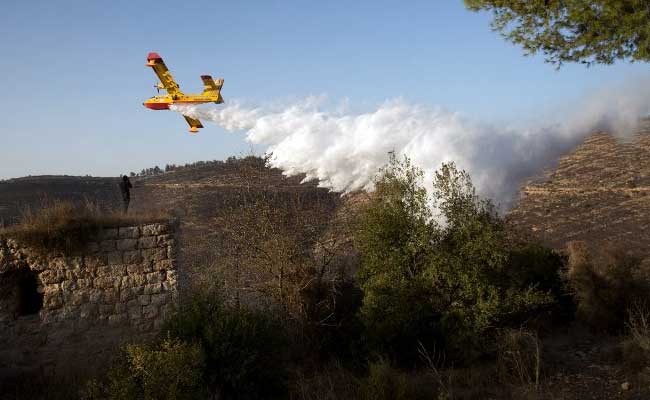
[{"left": 507, "top": 119, "right": 650, "bottom": 258}]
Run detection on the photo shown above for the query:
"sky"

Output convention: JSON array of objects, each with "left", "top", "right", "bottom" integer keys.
[{"left": 1, "top": 0, "right": 648, "bottom": 180}]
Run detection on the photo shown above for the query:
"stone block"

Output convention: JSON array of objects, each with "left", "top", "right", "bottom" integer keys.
[
  {"left": 156, "top": 234, "right": 174, "bottom": 246},
  {"left": 104, "top": 288, "right": 119, "bottom": 303},
  {"left": 143, "top": 304, "right": 159, "bottom": 319},
  {"left": 123, "top": 250, "right": 142, "bottom": 264},
  {"left": 153, "top": 259, "right": 173, "bottom": 271},
  {"left": 107, "top": 251, "right": 122, "bottom": 264},
  {"left": 119, "top": 226, "right": 140, "bottom": 239},
  {"left": 146, "top": 271, "right": 165, "bottom": 284},
  {"left": 128, "top": 306, "right": 142, "bottom": 320},
  {"left": 121, "top": 275, "right": 133, "bottom": 288},
  {"left": 48, "top": 257, "right": 67, "bottom": 270},
  {"left": 30, "top": 262, "right": 48, "bottom": 272},
  {"left": 166, "top": 270, "right": 177, "bottom": 282},
  {"left": 142, "top": 223, "right": 168, "bottom": 236},
  {"left": 43, "top": 283, "right": 61, "bottom": 295},
  {"left": 80, "top": 303, "right": 98, "bottom": 319},
  {"left": 150, "top": 293, "right": 171, "bottom": 306},
  {"left": 131, "top": 285, "right": 144, "bottom": 296},
  {"left": 60, "top": 280, "right": 77, "bottom": 292},
  {"left": 100, "top": 240, "right": 116, "bottom": 252},
  {"left": 138, "top": 236, "right": 157, "bottom": 249},
  {"left": 138, "top": 294, "right": 151, "bottom": 306},
  {"left": 88, "top": 289, "right": 103, "bottom": 303},
  {"left": 138, "top": 320, "right": 154, "bottom": 332},
  {"left": 85, "top": 254, "right": 107, "bottom": 268},
  {"left": 44, "top": 293, "right": 63, "bottom": 309},
  {"left": 94, "top": 277, "right": 115, "bottom": 289},
  {"left": 108, "top": 314, "right": 127, "bottom": 325},
  {"left": 167, "top": 245, "right": 176, "bottom": 259},
  {"left": 70, "top": 292, "right": 85, "bottom": 306},
  {"left": 142, "top": 248, "right": 166, "bottom": 262},
  {"left": 96, "top": 265, "right": 111, "bottom": 277},
  {"left": 130, "top": 274, "right": 146, "bottom": 286},
  {"left": 40, "top": 269, "right": 65, "bottom": 284},
  {"left": 77, "top": 278, "right": 92, "bottom": 288},
  {"left": 119, "top": 289, "right": 136, "bottom": 302},
  {"left": 99, "top": 304, "right": 114, "bottom": 316},
  {"left": 144, "top": 283, "right": 162, "bottom": 295},
  {"left": 115, "top": 303, "right": 127, "bottom": 313},
  {"left": 68, "top": 256, "right": 83, "bottom": 269},
  {"left": 117, "top": 239, "right": 138, "bottom": 251},
  {"left": 162, "top": 281, "right": 176, "bottom": 292},
  {"left": 127, "top": 299, "right": 139, "bottom": 308}
]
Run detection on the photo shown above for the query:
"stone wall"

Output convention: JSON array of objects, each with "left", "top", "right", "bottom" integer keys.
[{"left": 0, "top": 222, "right": 178, "bottom": 380}]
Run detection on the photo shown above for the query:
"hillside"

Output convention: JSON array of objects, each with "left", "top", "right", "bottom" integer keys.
[
  {"left": 0, "top": 176, "right": 121, "bottom": 226},
  {"left": 0, "top": 158, "right": 342, "bottom": 276},
  {"left": 507, "top": 119, "right": 650, "bottom": 259}
]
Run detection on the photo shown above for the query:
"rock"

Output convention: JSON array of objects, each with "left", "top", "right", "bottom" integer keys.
[
  {"left": 138, "top": 236, "right": 157, "bottom": 249},
  {"left": 621, "top": 382, "right": 631, "bottom": 391}
]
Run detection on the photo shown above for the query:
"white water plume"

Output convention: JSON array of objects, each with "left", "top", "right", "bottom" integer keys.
[{"left": 171, "top": 77, "right": 650, "bottom": 209}]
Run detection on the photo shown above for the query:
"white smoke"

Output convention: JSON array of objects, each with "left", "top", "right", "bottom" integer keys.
[{"left": 170, "top": 77, "right": 650, "bottom": 209}]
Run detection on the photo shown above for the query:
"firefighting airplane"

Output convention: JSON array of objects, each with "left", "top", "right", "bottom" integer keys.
[{"left": 143, "top": 52, "right": 224, "bottom": 133}]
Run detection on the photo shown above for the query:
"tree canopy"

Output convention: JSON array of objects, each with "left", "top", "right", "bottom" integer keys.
[{"left": 465, "top": 0, "right": 650, "bottom": 67}]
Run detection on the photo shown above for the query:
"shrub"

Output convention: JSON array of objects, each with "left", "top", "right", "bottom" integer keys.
[
  {"left": 84, "top": 337, "right": 205, "bottom": 400},
  {"left": 355, "top": 155, "right": 560, "bottom": 364},
  {"left": 162, "top": 283, "right": 289, "bottom": 399},
  {"left": 564, "top": 241, "right": 649, "bottom": 331},
  {"left": 214, "top": 193, "right": 364, "bottom": 364}
]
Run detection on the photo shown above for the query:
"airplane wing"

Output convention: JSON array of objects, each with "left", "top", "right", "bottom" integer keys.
[
  {"left": 183, "top": 115, "right": 204, "bottom": 133},
  {"left": 146, "top": 52, "right": 182, "bottom": 97}
]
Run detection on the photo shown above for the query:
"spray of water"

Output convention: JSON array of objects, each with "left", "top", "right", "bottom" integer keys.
[{"left": 170, "top": 77, "right": 650, "bottom": 208}]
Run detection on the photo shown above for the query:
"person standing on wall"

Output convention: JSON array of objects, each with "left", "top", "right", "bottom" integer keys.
[{"left": 119, "top": 175, "right": 133, "bottom": 213}]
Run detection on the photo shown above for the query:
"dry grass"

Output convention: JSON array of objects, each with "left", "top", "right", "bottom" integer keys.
[
  {"left": 622, "top": 302, "right": 650, "bottom": 371},
  {"left": 497, "top": 329, "right": 542, "bottom": 387},
  {"left": 0, "top": 200, "right": 170, "bottom": 254},
  {"left": 564, "top": 241, "right": 648, "bottom": 331}
]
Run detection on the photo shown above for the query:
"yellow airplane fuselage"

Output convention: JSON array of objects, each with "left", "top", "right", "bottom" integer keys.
[{"left": 143, "top": 93, "right": 223, "bottom": 110}]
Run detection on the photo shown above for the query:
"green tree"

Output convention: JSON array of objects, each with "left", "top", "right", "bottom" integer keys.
[
  {"left": 465, "top": 0, "right": 650, "bottom": 67},
  {"left": 355, "top": 155, "right": 559, "bottom": 364}
]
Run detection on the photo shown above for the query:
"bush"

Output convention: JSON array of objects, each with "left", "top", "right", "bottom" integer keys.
[
  {"left": 162, "top": 283, "right": 289, "bottom": 399},
  {"left": 355, "top": 155, "right": 561, "bottom": 364},
  {"left": 84, "top": 338, "right": 205, "bottom": 400},
  {"left": 564, "top": 241, "right": 649, "bottom": 331}
]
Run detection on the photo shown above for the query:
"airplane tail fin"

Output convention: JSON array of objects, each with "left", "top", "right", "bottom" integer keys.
[{"left": 200, "top": 75, "right": 224, "bottom": 104}]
